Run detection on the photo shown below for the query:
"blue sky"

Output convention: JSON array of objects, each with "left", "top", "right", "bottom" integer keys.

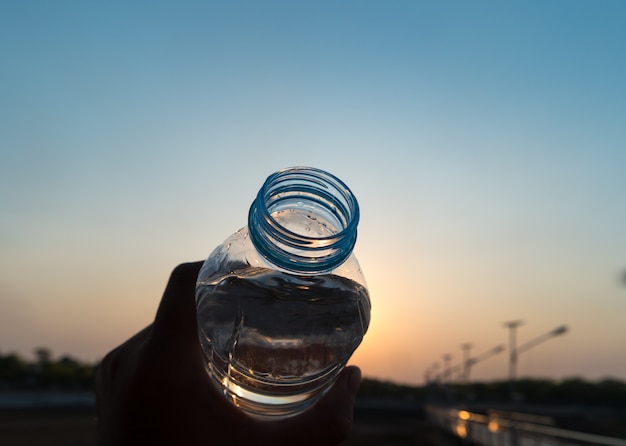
[{"left": 1, "top": 1, "right": 625, "bottom": 384}]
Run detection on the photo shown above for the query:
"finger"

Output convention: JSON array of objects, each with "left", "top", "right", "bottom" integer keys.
[
  {"left": 97, "top": 325, "right": 152, "bottom": 388},
  {"left": 311, "top": 366, "right": 361, "bottom": 437},
  {"left": 150, "top": 261, "right": 204, "bottom": 346},
  {"left": 275, "top": 366, "right": 361, "bottom": 445},
  {"left": 95, "top": 325, "right": 152, "bottom": 438}
]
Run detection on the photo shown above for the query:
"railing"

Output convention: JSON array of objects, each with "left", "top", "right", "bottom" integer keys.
[{"left": 426, "top": 405, "right": 626, "bottom": 446}]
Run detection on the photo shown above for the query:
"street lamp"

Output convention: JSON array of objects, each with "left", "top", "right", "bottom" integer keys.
[
  {"left": 502, "top": 322, "right": 568, "bottom": 446},
  {"left": 456, "top": 343, "right": 505, "bottom": 403},
  {"left": 466, "top": 344, "right": 506, "bottom": 382},
  {"left": 503, "top": 320, "right": 524, "bottom": 385},
  {"left": 461, "top": 343, "right": 472, "bottom": 384},
  {"left": 443, "top": 354, "right": 452, "bottom": 385},
  {"left": 503, "top": 321, "right": 569, "bottom": 399},
  {"left": 430, "top": 362, "right": 440, "bottom": 384},
  {"left": 517, "top": 325, "right": 569, "bottom": 356}
]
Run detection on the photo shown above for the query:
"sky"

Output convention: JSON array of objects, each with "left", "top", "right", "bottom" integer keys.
[{"left": 1, "top": 1, "right": 625, "bottom": 386}]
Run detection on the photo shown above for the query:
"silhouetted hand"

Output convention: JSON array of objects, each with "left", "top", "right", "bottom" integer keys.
[{"left": 95, "top": 262, "right": 361, "bottom": 445}]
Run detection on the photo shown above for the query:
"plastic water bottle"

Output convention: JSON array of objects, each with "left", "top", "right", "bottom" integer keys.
[{"left": 196, "top": 166, "right": 370, "bottom": 419}]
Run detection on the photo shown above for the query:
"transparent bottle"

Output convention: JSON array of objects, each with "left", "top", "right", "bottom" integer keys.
[{"left": 196, "top": 166, "right": 370, "bottom": 419}]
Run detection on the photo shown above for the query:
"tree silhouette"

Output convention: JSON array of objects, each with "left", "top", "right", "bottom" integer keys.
[
  {"left": 0, "top": 349, "right": 95, "bottom": 391},
  {"left": 34, "top": 347, "right": 52, "bottom": 366}
]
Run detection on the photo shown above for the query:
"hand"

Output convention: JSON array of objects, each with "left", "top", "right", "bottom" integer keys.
[{"left": 95, "top": 262, "right": 361, "bottom": 445}]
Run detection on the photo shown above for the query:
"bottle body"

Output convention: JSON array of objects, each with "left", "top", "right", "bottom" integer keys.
[{"left": 196, "top": 167, "right": 370, "bottom": 418}]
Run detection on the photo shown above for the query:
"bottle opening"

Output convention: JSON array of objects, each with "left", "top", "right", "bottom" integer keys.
[{"left": 248, "top": 167, "right": 359, "bottom": 274}]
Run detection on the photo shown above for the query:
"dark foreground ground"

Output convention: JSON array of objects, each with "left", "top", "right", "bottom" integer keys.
[
  {"left": 0, "top": 403, "right": 458, "bottom": 446},
  {"left": 342, "top": 402, "right": 460, "bottom": 446},
  {"left": 0, "top": 407, "right": 97, "bottom": 446}
]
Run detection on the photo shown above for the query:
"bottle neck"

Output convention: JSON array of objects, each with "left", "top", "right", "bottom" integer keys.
[{"left": 248, "top": 167, "right": 359, "bottom": 274}]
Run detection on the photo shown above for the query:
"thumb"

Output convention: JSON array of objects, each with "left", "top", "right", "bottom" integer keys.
[
  {"left": 277, "top": 366, "right": 361, "bottom": 445},
  {"left": 150, "top": 261, "right": 204, "bottom": 347},
  {"left": 313, "top": 365, "right": 361, "bottom": 431}
]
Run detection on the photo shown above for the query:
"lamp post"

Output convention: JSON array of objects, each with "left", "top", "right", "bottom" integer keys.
[
  {"left": 503, "top": 320, "right": 524, "bottom": 387},
  {"left": 502, "top": 322, "right": 569, "bottom": 446},
  {"left": 503, "top": 322, "right": 570, "bottom": 406},
  {"left": 442, "top": 354, "right": 452, "bottom": 385},
  {"left": 426, "top": 362, "right": 441, "bottom": 402},
  {"left": 431, "top": 362, "right": 440, "bottom": 384},
  {"left": 458, "top": 343, "right": 506, "bottom": 403},
  {"left": 461, "top": 343, "right": 472, "bottom": 384}
]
